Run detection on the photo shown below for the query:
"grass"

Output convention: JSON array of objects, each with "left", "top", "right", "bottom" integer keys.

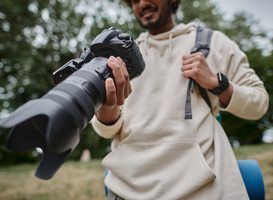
[
  {"left": 0, "top": 160, "right": 106, "bottom": 200},
  {"left": 233, "top": 144, "right": 273, "bottom": 200},
  {"left": 0, "top": 144, "right": 273, "bottom": 200}
]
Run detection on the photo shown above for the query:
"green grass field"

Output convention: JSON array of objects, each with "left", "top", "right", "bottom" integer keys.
[
  {"left": 0, "top": 144, "right": 273, "bottom": 200},
  {"left": 0, "top": 160, "right": 106, "bottom": 200}
]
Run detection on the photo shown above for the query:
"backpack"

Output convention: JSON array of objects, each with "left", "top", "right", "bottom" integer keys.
[{"left": 185, "top": 26, "right": 214, "bottom": 119}]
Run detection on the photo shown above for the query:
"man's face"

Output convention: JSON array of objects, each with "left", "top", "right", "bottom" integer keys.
[{"left": 131, "top": 0, "right": 173, "bottom": 30}]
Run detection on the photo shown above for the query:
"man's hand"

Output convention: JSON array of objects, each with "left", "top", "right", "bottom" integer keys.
[
  {"left": 181, "top": 52, "right": 233, "bottom": 107},
  {"left": 96, "top": 56, "right": 132, "bottom": 125},
  {"left": 181, "top": 52, "right": 218, "bottom": 90}
]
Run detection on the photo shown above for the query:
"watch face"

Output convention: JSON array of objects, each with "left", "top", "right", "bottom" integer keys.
[{"left": 209, "top": 73, "right": 229, "bottom": 95}]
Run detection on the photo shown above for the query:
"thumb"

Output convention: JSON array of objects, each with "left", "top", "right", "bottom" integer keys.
[
  {"left": 106, "top": 78, "right": 114, "bottom": 88},
  {"left": 104, "top": 78, "right": 117, "bottom": 108}
]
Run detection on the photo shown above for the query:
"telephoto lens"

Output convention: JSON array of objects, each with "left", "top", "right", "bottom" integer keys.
[{"left": 0, "top": 27, "right": 145, "bottom": 179}]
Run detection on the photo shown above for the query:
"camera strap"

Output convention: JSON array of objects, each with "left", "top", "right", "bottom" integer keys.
[{"left": 185, "top": 26, "right": 214, "bottom": 119}]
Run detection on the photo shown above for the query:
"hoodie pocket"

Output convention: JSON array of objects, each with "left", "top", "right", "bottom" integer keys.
[
  {"left": 196, "top": 144, "right": 216, "bottom": 180},
  {"left": 103, "top": 142, "right": 216, "bottom": 200}
]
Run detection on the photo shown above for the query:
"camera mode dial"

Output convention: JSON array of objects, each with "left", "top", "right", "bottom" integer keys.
[{"left": 118, "top": 33, "right": 130, "bottom": 40}]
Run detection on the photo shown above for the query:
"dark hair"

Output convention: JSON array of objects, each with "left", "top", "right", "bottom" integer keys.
[{"left": 122, "top": 0, "right": 181, "bottom": 14}]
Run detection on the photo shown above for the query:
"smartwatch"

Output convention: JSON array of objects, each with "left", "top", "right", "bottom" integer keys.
[{"left": 208, "top": 72, "right": 230, "bottom": 95}]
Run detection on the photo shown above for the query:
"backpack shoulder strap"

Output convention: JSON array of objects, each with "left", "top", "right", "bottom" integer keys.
[
  {"left": 190, "top": 26, "right": 213, "bottom": 56},
  {"left": 185, "top": 26, "right": 214, "bottom": 119}
]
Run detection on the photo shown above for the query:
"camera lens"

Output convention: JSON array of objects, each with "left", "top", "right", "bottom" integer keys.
[{"left": 0, "top": 28, "right": 145, "bottom": 179}]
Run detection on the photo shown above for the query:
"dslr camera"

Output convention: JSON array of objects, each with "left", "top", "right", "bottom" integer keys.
[{"left": 0, "top": 27, "right": 145, "bottom": 179}]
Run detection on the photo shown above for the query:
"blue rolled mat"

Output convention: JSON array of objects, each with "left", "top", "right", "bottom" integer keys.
[{"left": 237, "top": 160, "right": 265, "bottom": 200}]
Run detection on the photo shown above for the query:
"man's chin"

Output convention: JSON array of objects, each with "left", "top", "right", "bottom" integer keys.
[{"left": 138, "top": 19, "right": 161, "bottom": 30}]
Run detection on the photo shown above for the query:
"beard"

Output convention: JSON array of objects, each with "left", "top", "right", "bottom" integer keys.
[{"left": 136, "top": 0, "right": 173, "bottom": 30}]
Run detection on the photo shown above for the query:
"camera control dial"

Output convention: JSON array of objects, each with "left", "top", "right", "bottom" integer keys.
[{"left": 118, "top": 33, "right": 130, "bottom": 40}]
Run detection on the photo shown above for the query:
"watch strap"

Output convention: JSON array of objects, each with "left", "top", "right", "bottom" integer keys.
[{"left": 209, "top": 72, "right": 230, "bottom": 95}]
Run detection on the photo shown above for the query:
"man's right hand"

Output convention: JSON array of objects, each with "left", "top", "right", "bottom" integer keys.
[{"left": 96, "top": 56, "right": 132, "bottom": 125}]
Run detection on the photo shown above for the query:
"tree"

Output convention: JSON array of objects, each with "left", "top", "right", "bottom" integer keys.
[
  {"left": 0, "top": 0, "right": 99, "bottom": 163},
  {"left": 1, "top": 0, "right": 272, "bottom": 164},
  {"left": 0, "top": 0, "right": 146, "bottom": 164}
]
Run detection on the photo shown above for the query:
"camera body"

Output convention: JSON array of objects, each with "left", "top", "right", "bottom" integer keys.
[
  {"left": 53, "top": 27, "right": 145, "bottom": 84},
  {"left": 0, "top": 28, "right": 145, "bottom": 179}
]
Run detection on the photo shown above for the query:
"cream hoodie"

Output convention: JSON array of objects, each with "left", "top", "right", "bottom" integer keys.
[{"left": 92, "top": 22, "right": 268, "bottom": 200}]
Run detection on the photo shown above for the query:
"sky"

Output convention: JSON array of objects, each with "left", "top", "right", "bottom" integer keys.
[{"left": 210, "top": 0, "right": 273, "bottom": 32}]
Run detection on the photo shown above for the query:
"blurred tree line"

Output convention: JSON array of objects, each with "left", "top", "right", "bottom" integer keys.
[{"left": 0, "top": 0, "right": 272, "bottom": 164}]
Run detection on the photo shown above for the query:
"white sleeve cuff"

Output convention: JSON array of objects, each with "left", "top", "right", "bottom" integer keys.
[
  {"left": 91, "top": 114, "right": 123, "bottom": 139},
  {"left": 219, "top": 82, "right": 263, "bottom": 119}
]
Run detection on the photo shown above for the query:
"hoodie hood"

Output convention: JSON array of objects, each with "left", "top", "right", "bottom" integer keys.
[{"left": 136, "top": 22, "right": 197, "bottom": 59}]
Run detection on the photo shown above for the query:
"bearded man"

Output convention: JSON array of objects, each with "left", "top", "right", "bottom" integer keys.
[{"left": 91, "top": 0, "right": 268, "bottom": 199}]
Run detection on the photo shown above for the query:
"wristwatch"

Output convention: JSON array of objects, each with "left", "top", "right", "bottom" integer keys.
[{"left": 208, "top": 72, "right": 230, "bottom": 95}]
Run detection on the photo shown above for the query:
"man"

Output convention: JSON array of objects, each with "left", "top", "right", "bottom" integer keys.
[{"left": 91, "top": 0, "right": 269, "bottom": 199}]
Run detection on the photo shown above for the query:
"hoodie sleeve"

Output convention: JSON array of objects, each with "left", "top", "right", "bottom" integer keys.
[
  {"left": 212, "top": 31, "right": 269, "bottom": 120},
  {"left": 91, "top": 114, "right": 123, "bottom": 139}
]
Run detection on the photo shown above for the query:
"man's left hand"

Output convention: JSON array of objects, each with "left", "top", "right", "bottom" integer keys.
[
  {"left": 181, "top": 52, "right": 218, "bottom": 90},
  {"left": 182, "top": 52, "right": 233, "bottom": 107}
]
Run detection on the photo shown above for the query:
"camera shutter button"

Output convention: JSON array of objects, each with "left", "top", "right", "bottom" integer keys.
[{"left": 118, "top": 33, "right": 130, "bottom": 40}]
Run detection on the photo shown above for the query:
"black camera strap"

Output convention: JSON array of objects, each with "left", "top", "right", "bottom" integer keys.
[{"left": 185, "top": 26, "right": 214, "bottom": 119}]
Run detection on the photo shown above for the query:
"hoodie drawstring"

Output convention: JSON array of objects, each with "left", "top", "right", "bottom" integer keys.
[
  {"left": 144, "top": 33, "right": 149, "bottom": 56},
  {"left": 168, "top": 33, "right": 173, "bottom": 60}
]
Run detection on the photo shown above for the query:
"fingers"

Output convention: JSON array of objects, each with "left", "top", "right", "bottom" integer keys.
[
  {"left": 182, "top": 52, "right": 205, "bottom": 67},
  {"left": 182, "top": 52, "right": 206, "bottom": 74},
  {"left": 96, "top": 57, "right": 131, "bottom": 125},
  {"left": 181, "top": 52, "right": 219, "bottom": 90},
  {"left": 103, "top": 78, "right": 117, "bottom": 110},
  {"left": 182, "top": 54, "right": 198, "bottom": 65},
  {"left": 107, "top": 57, "right": 124, "bottom": 105},
  {"left": 115, "top": 57, "right": 132, "bottom": 99},
  {"left": 97, "top": 78, "right": 120, "bottom": 125},
  {"left": 106, "top": 56, "right": 132, "bottom": 107}
]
